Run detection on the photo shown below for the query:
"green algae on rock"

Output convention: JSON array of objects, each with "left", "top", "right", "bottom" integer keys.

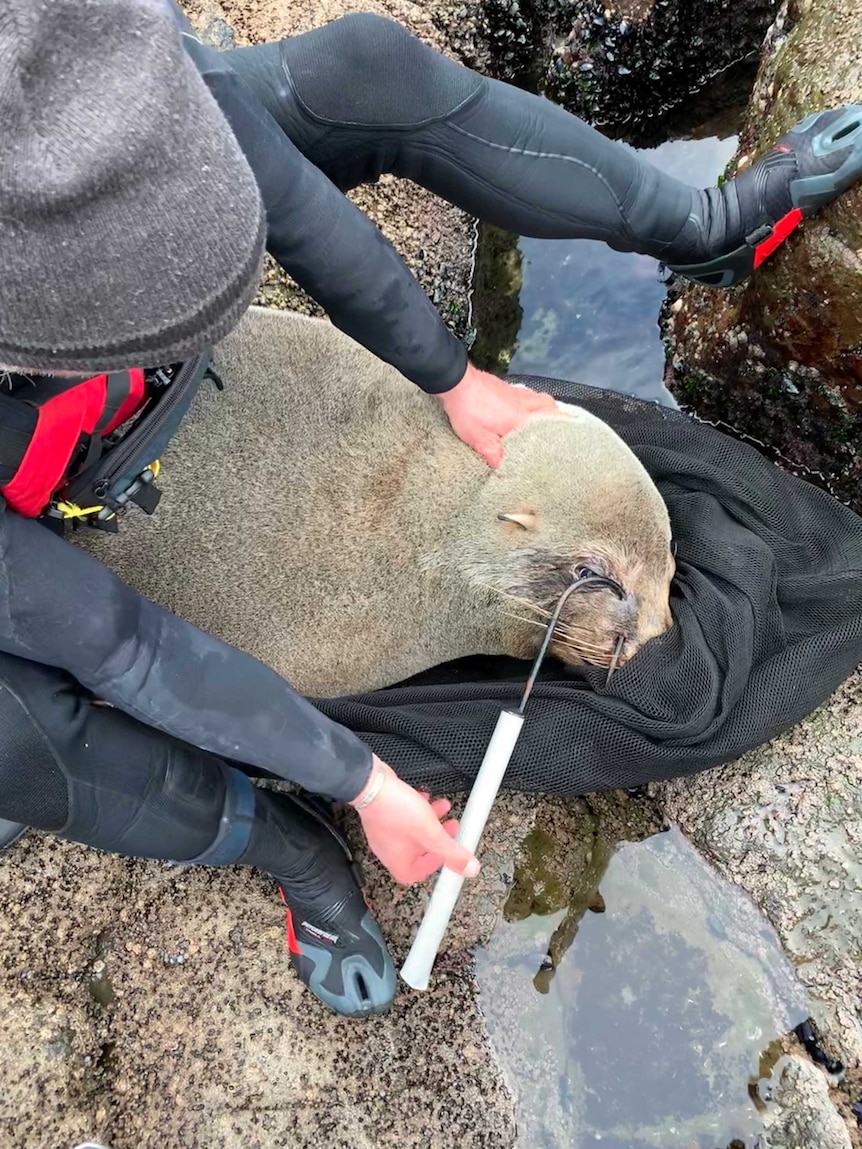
[{"left": 467, "top": 222, "right": 524, "bottom": 374}]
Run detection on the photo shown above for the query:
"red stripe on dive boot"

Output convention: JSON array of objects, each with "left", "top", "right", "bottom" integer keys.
[
  {"left": 278, "top": 887, "right": 302, "bottom": 955},
  {"left": 754, "top": 208, "right": 805, "bottom": 268}
]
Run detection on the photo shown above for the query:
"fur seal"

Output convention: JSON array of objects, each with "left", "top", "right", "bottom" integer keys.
[{"left": 75, "top": 308, "right": 674, "bottom": 696}]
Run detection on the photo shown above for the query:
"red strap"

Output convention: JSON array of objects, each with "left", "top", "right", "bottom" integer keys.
[
  {"left": 0, "top": 369, "right": 148, "bottom": 518},
  {"left": 754, "top": 208, "right": 804, "bottom": 268},
  {"left": 1, "top": 376, "right": 108, "bottom": 517}
]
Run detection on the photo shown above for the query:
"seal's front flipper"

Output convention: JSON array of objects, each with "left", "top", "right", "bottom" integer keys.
[{"left": 667, "top": 105, "right": 862, "bottom": 288}]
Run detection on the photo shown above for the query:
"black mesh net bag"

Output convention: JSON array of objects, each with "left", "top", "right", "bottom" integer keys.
[{"left": 314, "top": 375, "right": 862, "bottom": 797}]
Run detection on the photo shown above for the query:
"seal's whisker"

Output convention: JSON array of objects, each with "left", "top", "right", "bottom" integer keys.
[
  {"left": 502, "top": 611, "right": 554, "bottom": 631},
  {"left": 548, "top": 622, "right": 616, "bottom": 649},
  {"left": 554, "top": 639, "right": 614, "bottom": 667},
  {"left": 494, "top": 591, "right": 613, "bottom": 647},
  {"left": 493, "top": 583, "right": 626, "bottom": 667},
  {"left": 502, "top": 610, "right": 614, "bottom": 662},
  {"left": 510, "top": 620, "right": 616, "bottom": 666},
  {"left": 502, "top": 612, "right": 609, "bottom": 654},
  {"left": 502, "top": 610, "right": 589, "bottom": 638},
  {"left": 483, "top": 585, "right": 554, "bottom": 619},
  {"left": 606, "top": 634, "right": 625, "bottom": 685}
]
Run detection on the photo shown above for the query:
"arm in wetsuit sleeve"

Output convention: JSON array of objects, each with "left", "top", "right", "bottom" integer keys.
[
  {"left": 0, "top": 502, "right": 372, "bottom": 802},
  {"left": 178, "top": 32, "right": 468, "bottom": 395}
]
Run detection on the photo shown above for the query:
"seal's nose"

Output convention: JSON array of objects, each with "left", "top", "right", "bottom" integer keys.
[
  {"left": 617, "top": 592, "right": 641, "bottom": 632},
  {"left": 637, "top": 604, "right": 673, "bottom": 645},
  {"left": 628, "top": 585, "right": 674, "bottom": 652}
]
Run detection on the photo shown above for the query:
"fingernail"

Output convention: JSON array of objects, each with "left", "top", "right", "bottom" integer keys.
[{"left": 464, "top": 859, "right": 481, "bottom": 879}]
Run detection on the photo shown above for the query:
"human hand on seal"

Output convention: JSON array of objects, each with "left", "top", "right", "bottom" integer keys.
[
  {"left": 438, "top": 361, "right": 561, "bottom": 468},
  {"left": 349, "top": 756, "right": 481, "bottom": 886}
]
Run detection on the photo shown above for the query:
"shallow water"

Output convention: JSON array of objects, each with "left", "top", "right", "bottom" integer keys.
[
  {"left": 475, "top": 825, "right": 809, "bottom": 1149},
  {"left": 474, "top": 133, "right": 739, "bottom": 406}
]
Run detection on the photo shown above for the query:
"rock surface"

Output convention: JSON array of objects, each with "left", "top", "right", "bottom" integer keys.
[
  {"left": 0, "top": 799, "right": 534, "bottom": 1149},
  {"left": 658, "top": 668, "right": 862, "bottom": 1142},
  {"left": 663, "top": 0, "right": 862, "bottom": 512},
  {"left": 454, "top": 0, "right": 778, "bottom": 146},
  {"left": 761, "top": 1056, "right": 853, "bottom": 1149},
  {"left": 3, "top": 777, "right": 841, "bottom": 1149}
]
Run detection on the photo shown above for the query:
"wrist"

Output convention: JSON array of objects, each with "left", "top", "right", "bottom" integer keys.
[
  {"left": 348, "top": 756, "right": 389, "bottom": 811},
  {"left": 437, "top": 361, "right": 476, "bottom": 408}
]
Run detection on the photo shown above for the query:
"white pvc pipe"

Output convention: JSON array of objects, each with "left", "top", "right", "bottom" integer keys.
[{"left": 399, "top": 707, "right": 525, "bottom": 990}]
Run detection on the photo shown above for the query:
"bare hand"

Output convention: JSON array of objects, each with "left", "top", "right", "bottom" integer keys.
[
  {"left": 437, "top": 361, "right": 560, "bottom": 468},
  {"left": 350, "top": 757, "right": 480, "bottom": 886}
]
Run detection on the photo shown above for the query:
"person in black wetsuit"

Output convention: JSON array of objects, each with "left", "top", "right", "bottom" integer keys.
[{"left": 1, "top": 0, "right": 860, "bottom": 1019}]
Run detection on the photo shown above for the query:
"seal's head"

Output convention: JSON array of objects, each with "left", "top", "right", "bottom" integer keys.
[{"left": 451, "top": 400, "right": 675, "bottom": 671}]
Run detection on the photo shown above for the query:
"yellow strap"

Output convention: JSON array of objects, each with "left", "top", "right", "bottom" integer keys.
[
  {"left": 55, "top": 501, "right": 107, "bottom": 519},
  {"left": 55, "top": 501, "right": 117, "bottom": 522},
  {"left": 54, "top": 460, "right": 160, "bottom": 521}
]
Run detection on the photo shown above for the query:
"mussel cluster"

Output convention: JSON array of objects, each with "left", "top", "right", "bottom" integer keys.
[{"left": 465, "top": 0, "right": 780, "bottom": 145}]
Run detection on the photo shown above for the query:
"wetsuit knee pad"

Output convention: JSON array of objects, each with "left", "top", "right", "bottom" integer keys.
[
  {"left": 58, "top": 710, "right": 247, "bottom": 863},
  {"left": 0, "top": 665, "right": 68, "bottom": 830},
  {"left": 281, "top": 12, "right": 483, "bottom": 127},
  {"left": 0, "top": 653, "right": 249, "bottom": 863}
]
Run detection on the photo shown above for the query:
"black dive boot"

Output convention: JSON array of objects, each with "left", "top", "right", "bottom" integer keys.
[
  {"left": 244, "top": 789, "right": 397, "bottom": 1018},
  {"left": 666, "top": 106, "right": 862, "bottom": 287}
]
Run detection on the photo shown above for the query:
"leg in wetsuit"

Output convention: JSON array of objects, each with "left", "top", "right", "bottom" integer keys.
[
  {"left": 223, "top": 13, "right": 862, "bottom": 286},
  {"left": 0, "top": 654, "right": 395, "bottom": 1018}
]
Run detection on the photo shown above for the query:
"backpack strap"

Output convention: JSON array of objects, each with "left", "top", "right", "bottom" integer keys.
[
  {"left": 53, "top": 353, "right": 215, "bottom": 534},
  {"left": 0, "top": 375, "right": 119, "bottom": 517},
  {"left": 0, "top": 363, "right": 199, "bottom": 527}
]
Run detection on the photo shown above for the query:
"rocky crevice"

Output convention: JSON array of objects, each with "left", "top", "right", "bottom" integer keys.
[
  {"left": 441, "top": 0, "right": 779, "bottom": 146},
  {"left": 662, "top": 0, "right": 862, "bottom": 511}
]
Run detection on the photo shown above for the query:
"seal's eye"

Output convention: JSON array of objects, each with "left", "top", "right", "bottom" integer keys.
[{"left": 574, "top": 566, "right": 625, "bottom": 601}]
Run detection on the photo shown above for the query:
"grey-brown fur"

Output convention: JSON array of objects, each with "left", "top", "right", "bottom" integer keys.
[{"left": 74, "top": 308, "right": 673, "bottom": 697}]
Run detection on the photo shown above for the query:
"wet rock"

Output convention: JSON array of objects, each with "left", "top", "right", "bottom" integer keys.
[
  {"left": 465, "top": 0, "right": 778, "bottom": 146},
  {"left": 0, "top": 828, "right": 523, "bottom": 1149},
  {"left": 760, "top": 1056, "right": 852, "bottom": 1149},
  {"left": 547, "top": 0, "right": 779, "bottom": 146},
  {"left": 663, "top": 0, "right": 862, "bottom": 512},
  {"left": 657, "top": 669, "right": 862, "bottom": 1072},
  {"left": 0, "top": 796, "right": 675, "bottom": 1149}
]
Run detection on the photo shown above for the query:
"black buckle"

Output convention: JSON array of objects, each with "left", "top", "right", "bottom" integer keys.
[{"left": 99, "top": 465, "right": 162, "bottom": 518}]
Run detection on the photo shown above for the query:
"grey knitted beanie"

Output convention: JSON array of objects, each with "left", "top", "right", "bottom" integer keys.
[{"left": 0, "top": 0, "right": 267, "bottom": 372}]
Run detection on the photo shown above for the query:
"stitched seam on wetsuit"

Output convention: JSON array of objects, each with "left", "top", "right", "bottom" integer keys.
[
  {"left": 446, "top": 121, "right": 632, "bottom": 228},
  {"left": 279, "top": 52, "right": 486, "bottom": 131},
  {"left": 371, "top": 131, "right": 621, "bottom": 239}
]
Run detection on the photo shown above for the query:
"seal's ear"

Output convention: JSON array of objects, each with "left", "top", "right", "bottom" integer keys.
[{"left": 498, "top": 512, "right": 538, "bottom": 531}]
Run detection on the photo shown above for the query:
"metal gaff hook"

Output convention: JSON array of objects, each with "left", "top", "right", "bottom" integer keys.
[{"left": 518, "top": 573, "right": 625, "bottom": 715}]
